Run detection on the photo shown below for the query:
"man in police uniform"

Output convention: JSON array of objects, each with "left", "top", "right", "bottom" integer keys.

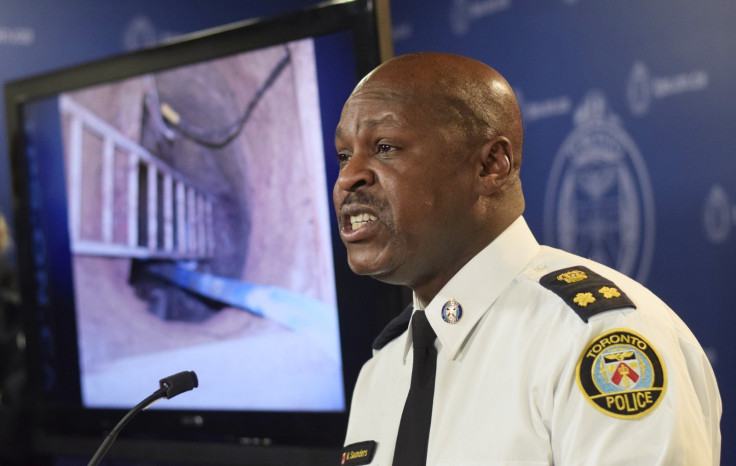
[{"left": 333, "top": 52, "right": 721, "bottom": 465}]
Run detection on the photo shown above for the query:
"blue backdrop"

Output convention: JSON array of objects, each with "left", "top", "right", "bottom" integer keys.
[{"left": 1, "top": 0, "right": 734, "bottom": 462}]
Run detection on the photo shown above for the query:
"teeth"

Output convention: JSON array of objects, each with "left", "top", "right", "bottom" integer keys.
[{"left": 350, "top": 213, "right": 378, "bottom": 231}]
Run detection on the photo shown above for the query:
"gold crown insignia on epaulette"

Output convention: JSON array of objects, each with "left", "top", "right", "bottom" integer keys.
[{"left": 540, "top": 266, "right": 636, "bottom": 322}]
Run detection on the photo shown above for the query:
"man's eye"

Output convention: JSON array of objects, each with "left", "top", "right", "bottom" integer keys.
[
  {"left": 336, "top": 152, "right": 350, "bottom": 165},
  {"left": 377, "top": 144, "right": 393, "bottom": 154}
]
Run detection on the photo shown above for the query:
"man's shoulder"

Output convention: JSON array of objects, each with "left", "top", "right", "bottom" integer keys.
[
  {"left": 537, "top": 264, "right": 637, "bottom": 322},
  {"left": 524, "top": 246, "right": 663, "bottom": 323}
]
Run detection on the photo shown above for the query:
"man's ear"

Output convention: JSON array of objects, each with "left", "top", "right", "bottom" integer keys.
[{"left": 477, "top": 136, "right": 513, "bottom": 195}]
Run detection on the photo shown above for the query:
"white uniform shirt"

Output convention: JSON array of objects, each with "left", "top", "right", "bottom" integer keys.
[{"left": 343, "top": 217, "right": 721, "bottom": 465}]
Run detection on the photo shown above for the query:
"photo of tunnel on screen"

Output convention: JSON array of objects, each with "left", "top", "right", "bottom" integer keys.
[{"left": 58, "top": 38, "right": 344, "bottom": 412}]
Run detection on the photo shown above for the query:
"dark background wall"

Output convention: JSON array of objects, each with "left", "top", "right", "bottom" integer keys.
[{"left": 1, "top": 0, "right": 734, "bottom": 463}]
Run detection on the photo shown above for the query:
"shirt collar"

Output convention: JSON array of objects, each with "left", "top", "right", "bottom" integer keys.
[{"left": 407, "top": 216, "right": 540, "bottom": 361}]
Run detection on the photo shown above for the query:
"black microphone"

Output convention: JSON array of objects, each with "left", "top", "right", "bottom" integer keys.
[
  {"left": 87, "top": 371, "right": 199, "bottom": 466},
  {"left": 159, "top": 370, "right": 199, "bottom": 399}
]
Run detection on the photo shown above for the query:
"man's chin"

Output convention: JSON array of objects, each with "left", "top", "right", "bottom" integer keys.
[{"left": 347, "top": 255, "right": 398, "bottom": 283}]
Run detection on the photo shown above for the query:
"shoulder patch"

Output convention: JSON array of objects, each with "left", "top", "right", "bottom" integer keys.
[
  {"left": 576, "top": 328, "right": 667, "bottom": 419},
  {"left": 372, "top": 305, "right": 413, "bottom": 350},
  {"left": 540, "top": 265, "right": 635, "bottom": 322}
]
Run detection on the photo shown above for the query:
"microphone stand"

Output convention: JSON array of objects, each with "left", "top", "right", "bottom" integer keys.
[{"left": 87, "top": 371, "right": 198, "bottom": 466}]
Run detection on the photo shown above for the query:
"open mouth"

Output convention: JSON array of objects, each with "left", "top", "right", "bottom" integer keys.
[{"left": 350, "top": 212, "right": 378, "bottom": 231}]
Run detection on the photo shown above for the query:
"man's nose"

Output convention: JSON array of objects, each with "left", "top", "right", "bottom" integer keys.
[{"left": 335, "top": 151, "right": 375, "bottom": 193}]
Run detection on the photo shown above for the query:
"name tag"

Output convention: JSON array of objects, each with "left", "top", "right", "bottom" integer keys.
[{"left": 340, "top": 440, "right": 377, "bottom": 465}]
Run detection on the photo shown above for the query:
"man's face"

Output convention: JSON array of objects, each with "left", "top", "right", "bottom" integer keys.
[{"left": 333, "top": 83, "right": 478, "bottom": 288}]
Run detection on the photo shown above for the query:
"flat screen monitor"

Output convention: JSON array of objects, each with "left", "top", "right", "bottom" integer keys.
[{"left": 4, "top": 0, "right": 400, "bottom": 462}]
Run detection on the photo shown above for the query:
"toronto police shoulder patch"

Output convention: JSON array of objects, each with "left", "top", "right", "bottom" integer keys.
[
  {"left": 576, "top": 328, "right": 667, "bottom": 419},
  {"left": 540, "top": 265, "right": 635, "bottom": 322}
]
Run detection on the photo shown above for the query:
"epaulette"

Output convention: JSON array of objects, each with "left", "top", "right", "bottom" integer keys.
[
  {"left": 539, "top": 265, "right": 635, "bottom": 322},
  {"left": 372, "top": 305, "right": 413, "bottom": 350}
]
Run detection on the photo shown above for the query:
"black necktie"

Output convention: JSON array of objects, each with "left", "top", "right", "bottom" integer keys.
[{"left": 392, "top": 310, "right": 437, "bottom": 466}]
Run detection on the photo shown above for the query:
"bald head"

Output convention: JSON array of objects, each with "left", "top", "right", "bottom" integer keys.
[
  {"left": 334, "top": 53, "right": 526, "bottom": 301},
  {"left": 353, "top": 52, "right": 524, "bottom": 168}
]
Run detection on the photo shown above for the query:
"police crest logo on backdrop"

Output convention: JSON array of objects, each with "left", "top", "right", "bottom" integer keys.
[
  {"left": 703, "top": 184, "right": 734, "bottom": 245},
  {"left": 626, "top": 62, "right": 652, "bottom": 117},
  {"left": 544, "top": 90, "right": 656, "bottom": 283}
]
